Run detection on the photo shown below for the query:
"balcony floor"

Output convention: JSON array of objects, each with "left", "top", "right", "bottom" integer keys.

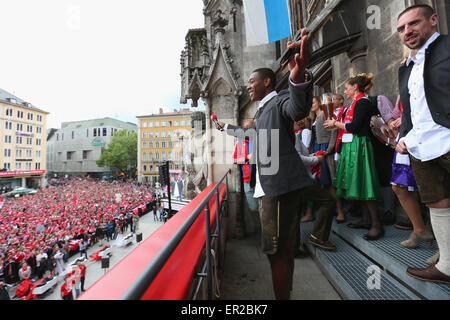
[{"left": 220, "top": 233, "right": 342, "bottom": 300}]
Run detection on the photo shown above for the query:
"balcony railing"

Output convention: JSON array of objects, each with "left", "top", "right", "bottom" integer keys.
[{"left": 79, "top": 169, "right": 230, "bottom": 300}]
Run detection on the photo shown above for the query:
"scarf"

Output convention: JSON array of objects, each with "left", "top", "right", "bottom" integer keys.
[{"left": 335, "top": 93, "right": 366, "bottom": 153}]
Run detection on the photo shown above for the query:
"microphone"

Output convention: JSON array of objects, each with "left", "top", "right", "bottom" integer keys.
[{"left": 211, "top": 114, "right": 224, "bottom": 131}]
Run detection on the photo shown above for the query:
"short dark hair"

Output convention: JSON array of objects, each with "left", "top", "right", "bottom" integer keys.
[
  {"left": 398, "top": 4, "right": 435, "bottom": 21},
  {"left": 333, "top": 94, "right": 344, "bottom": 100},
  {"left": 253, "top": 68, "right": 277, "bottom": 89}
]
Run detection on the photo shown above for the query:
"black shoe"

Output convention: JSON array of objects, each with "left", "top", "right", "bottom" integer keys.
[
  {"left": 363, "top": 230, "right": 385, "bottom": 241},
  {"left": 380, "top": 211, "right": 395, "bottom": 225},
  {"left": 347, "top": 222, "right": 371, "bottom": 229}
]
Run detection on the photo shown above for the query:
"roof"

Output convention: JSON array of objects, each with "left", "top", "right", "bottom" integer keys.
[
  {"left": 0, "top": 88, "right": 49, "bottom": 114},
  {"left": 60, "top": 117, "right": 137, "bottom": 130},
  {"left": 136, "top": 109, "right": 195, "bottom": 119}
]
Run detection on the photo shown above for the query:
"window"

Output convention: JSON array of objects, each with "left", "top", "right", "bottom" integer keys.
[
  {"left": 36, "top": 138, "right": 41, "bottom": 146},
  {"left": 174, "top": 120, "right": 179, "bottom": 126},
  {"left": 168, "top": 141, "right": 172, "bottom": 148},
  {"left": 161, "top": 131, "right": 166, "bottom": 138},
  {"left": 161, "top": 142, "right": 166, "bottom": 148},
  {"left": 16, "top": 123, "right": 23, "bottom": 131},
  {"left": 16, "top": 149, "right": 22, "bottom": 157},
  {"left": 93, "top": 128, "right": 97, "bottom": 137},
  {"left": 67, "top": 151, "right": 74, "bottom": 160},
  {"left": 83, "top": 150, "right": 89, "bottom": 160},
  {"left": 167, "top": 131, "right": 171, "bottom": 137},
  {"left": 168, "top": 151, "right": 172, "bottom": 160},
  {"left": 155, "top": 152, "right": 159, "bottom": 160},
  {"left": 149, "top": 132, "right": 153, "bottom": 138},
  {"left": 143, "top": 165, "right": 147, "bottom": 171},
  {"left": 143, "top": 152, "right": 147, "bottom": 161},
  {"left": 35, "top": 163, "right": 41, "bottom": 170},
  {"left": 155, "top": 121, "right": 159, "bottom": 127},
  {"left": 25, "top": 163, "right": 32, "bottom": 170},
  {"left": 3, "top": 163, "right": 11, "bottom": 170},
  {"left": 5, "top": 108, "right": 13, "bottom": 117},
  {"left": 155, "top": 132, "right": 159, "bottom": 138},
  {"left": 162, "top": 152, "right": 166, "bottom": 160},
  {"left": 72, "top": 131, "right": 75, "bottom": 139},
  {"left": 143, "top": 142, "right": 147, "bottom": 148},
  {"left": 187, "top": 119, "right": 191, "bottom": 126},
  {"left": 87, "top": 129, "right": 89, "bottom": 137},
  {"left": 27, "top": 113, "right": 33, "bottom": 120},
  {"left": 4, "top": 149, "right": 11, "bottom": 157},
  {"left": 37, "top": 115, "right": 42, "bottom": 122},
  {"left": 36, "top": 126, "right": 42, "bottom": 134},
  {"left": 15, "top": 162, "right": 22, "bottom": 170},
  {"left": 34, "top": 150, "right": 39, "bottom": 158},
  {"left": 161, "top": 121, "right": 166, "bottom": 127},
  {"left": 168, "top": 121, "right": 172, "bottom": 127},
  {"left": 27, "top": 137, "right": 33, "bottom": 145},
  {"left": 149, "top": 142, "right": 153, "bottom": 148},
  {"left": 103, "top": 128, "right": 107, "bottom": 136},
  {"left": 149, "top": 121, "right": 153, "bottom": 128},
  {"left": 175, "top": 151, "right": 179, "bottom": 161},
  {"left": 142, "top": 122, "right": 147, "bottom": 128},
  {"left": 17, "top": 111, "right": 23, "bottom": 118},
  {"left": 149, "top": 152, "right": 153, "bottom": 160},
  {"left": 155, "top": 142, "right": 159, "bottom": 148},
  {"left": 181, "top": 120, "right": 186, "bottom": 126},
  {"left": 111, "top": 128, "right": 114, "bottom": 136},
  {"left": 61, "top": 133, "right": 64, "bottom": 140},
  {"left": 16, "top": 136, "right": 23, "bottom": 144},
  {"left": 143, "top": 132, "right": 147, "bottom": 138}
]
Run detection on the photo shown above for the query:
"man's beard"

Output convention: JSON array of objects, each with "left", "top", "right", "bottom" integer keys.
[{"left": 405, "top": 36, "right": 428, "bottom": 50}]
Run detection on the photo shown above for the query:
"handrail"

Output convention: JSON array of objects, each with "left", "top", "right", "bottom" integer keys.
[{"left": 120, "top": 169, "right": 231, "bottom": 300}]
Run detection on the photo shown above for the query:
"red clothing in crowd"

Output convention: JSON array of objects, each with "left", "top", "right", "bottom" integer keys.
[
  {"left": 61, "top": 282, "right": 72, "bottom": 297},
  {"left": 79, "top": 264, "right": 86, "bottom": 278}
]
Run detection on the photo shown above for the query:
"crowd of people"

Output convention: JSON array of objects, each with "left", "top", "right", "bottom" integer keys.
[
  {"left": 219, "top": 4, "right": 449, "bottom": 299},
  {"left": 0, "top": 177, "right": 155, "bottom": 293}
]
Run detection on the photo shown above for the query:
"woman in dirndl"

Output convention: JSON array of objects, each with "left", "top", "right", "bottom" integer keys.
[
  {"left": 390, "top": 95, "right": 435, "bottom": 249},
  {"left": 324, "top": 73, "right": 384, "bottom": 240}
]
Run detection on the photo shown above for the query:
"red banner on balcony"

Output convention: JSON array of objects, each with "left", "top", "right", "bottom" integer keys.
[{"left": 0, "top": 170, "right": 45, "bottom": 177}]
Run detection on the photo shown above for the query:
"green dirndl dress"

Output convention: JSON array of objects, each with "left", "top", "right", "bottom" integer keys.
[{"left": 333, "top": 135, "right": 381, "bottom": 201}]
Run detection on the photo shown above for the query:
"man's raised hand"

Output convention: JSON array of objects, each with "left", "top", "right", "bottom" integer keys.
[{"left": 287, "top": 29, "right": 312, "bottom": 84}]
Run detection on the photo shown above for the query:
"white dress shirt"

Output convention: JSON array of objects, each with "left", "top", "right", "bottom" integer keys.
[{"left": 401, "top": 32, "right": 450, "bottom": 161}]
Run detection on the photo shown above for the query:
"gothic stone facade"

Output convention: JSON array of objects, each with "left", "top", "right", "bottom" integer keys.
[{"left": 181, "top": 0, "right": 450, "bottom": 238}]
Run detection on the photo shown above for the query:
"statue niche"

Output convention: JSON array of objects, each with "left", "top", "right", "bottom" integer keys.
[{"left": 210, "top": 78, "right": 234, "bottom": 119}]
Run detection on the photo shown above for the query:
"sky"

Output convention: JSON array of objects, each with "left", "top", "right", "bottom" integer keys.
[{"left": 0, "top": 0, "right": 206, "bottom": 129}]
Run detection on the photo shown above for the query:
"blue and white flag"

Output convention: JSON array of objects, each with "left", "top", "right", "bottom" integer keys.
[{"left": 243, "top": 0, "right": 292, "bottom": 46}]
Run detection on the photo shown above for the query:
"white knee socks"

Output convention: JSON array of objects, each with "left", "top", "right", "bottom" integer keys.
[{"left": 430, "top": 207, "right": 450, "bottom": 276}]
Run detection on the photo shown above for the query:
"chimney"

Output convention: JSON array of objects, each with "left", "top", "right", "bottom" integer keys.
[{"left": 159, "top": 108, "right": 163, "bottom": 114}]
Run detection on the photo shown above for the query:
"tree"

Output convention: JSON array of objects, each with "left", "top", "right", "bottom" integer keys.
[{"left": 96, "top": 129, "right": 137, "bottom": 177}]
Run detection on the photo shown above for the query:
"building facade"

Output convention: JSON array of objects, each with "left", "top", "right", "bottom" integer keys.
[
  {"left": 46, "top": 117, "right": 137, "bottom": 178},
  {"left": 0, "top": 88, "right": 49, "bottom": 190},
  {"left": 180, "top": 0, "right": 450, "bottom": 237},
  {"left": 137, "top": 108, "right": 194, "bottom": 185}
]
